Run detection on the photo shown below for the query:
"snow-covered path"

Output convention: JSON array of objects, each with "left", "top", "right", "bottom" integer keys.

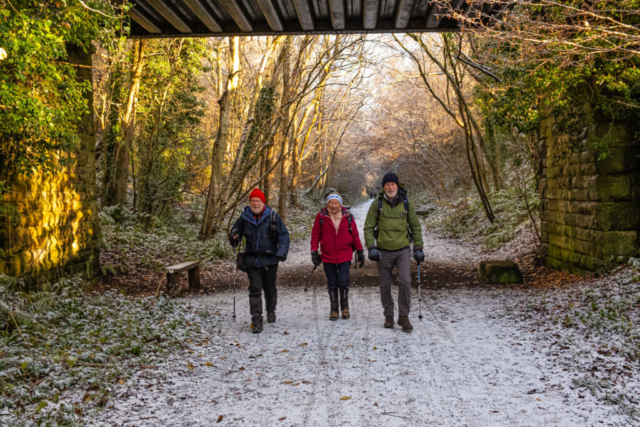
[{"left": 92, "top": 201, "right": 621, "bottom": 426}]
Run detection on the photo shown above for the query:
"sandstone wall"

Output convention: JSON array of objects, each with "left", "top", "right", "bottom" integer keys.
[
  {"left": 0, "top": 47, "right": 99, "bottom": 287},
  {"left": 539, "top": 100, "right": 640, "bottom": 273}
]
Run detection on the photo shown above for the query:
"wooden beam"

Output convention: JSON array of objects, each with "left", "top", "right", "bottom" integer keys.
[
  {"left": 328, "top": 0, "right": 345, "bottom": 30},
  {"left": 363, "top": 0, "right": 380, "bottom": 30},
  {"left": 218, "top": 0, "right": 254, "bottom": 31},
  {"left": 128, "top": 7, "right": 162, "bottom": 34},
  {"left": 425, "top": 2, "right": 445, "bottom": 29},
  {"left": 292, "top": 0, "right": 315, "bottom": 30},
  {"left": 394, "top": 0, "right": 414, "bottom": 29},
  {"left": 146, "top": 0, "right": 192, "bottom": 33},
  {"left": 256, "top": 0, "right": 284, "bottom": 31},
  {"left": 182, "top": 0, "right": 223, "bottom": 32}
]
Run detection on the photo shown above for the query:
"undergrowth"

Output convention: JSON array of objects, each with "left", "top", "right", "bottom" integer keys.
[
  {"left": 0, "top": 274, "right": 209, "bottom": 425},
  {"left": 423, "top": 184, "right": 540, "bottom": 249},
  {"left": 100, "top": 205, "right": 231, "bottom": 276}
]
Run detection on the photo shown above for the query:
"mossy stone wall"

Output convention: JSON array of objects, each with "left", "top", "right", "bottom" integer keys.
[
  {"left": 539, "top": 98, "right": 640, "bottom": 273},
  {"left": 0, "top": 47, "right": 100, "bottom": 287}
]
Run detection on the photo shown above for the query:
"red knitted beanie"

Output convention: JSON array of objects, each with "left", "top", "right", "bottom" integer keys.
[{"left": 249, "top": 188, "right": 265, "bottom": 203}]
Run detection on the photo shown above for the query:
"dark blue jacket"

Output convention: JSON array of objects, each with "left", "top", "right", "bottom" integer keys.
[{"left": 230, "top": 205, "right": 290, "bottom": 268}]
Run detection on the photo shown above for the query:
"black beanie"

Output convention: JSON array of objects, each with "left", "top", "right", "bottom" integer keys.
[{"left": 382, "top": 173, "right": 399, "bottom": 187}]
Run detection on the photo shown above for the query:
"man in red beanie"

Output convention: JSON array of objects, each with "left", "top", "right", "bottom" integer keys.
[{"left": 229, "top": 188, "right": 290, "bottom": 333}]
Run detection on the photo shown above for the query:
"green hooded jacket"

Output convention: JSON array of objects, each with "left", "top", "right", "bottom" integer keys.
[{"left": 363, "top": 186, "right": 423, "bottom": 251}]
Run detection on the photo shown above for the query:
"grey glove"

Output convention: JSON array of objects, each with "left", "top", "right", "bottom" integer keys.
[
  {"left": 368, "top": 246, "right": 381, "bottom": 262},
  {"left": 413, "top": 247, "right": 425, "bottom": 264}
]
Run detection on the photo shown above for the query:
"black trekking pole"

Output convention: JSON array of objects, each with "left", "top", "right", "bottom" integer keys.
[
  {"left": 417, "top": 262, "right": 423, "bottom": 321},
  {"left": 354, "top": 250, "right": 363, "bottom": 289},
  {"left": 232, "top": 245, "right": 239, "bottom": 321},
  {"left": 304, "top": 265, "right": 318, "bottom": 292}
]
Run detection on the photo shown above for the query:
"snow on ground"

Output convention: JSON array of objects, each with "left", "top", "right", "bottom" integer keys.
[{"left": 90, "top": 200, "right": 627, "bottom": 426}]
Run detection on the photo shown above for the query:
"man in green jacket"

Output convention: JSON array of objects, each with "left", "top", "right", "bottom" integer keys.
[{"left": 364, "top": 173, "right": 424, "bottom": 332}]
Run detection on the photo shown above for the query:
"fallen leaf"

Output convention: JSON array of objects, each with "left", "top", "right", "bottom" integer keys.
[
  {"left": 187, "top": 339, "right": 193, "bottom": 343},
  {"left": 292, "top": 383, "right": 300, "bottom": 386},
  {"left": 374, "top": 403, "right": 378, "bottom": 407},
  {"left": 340, "top": 396, "right": 351, "bottom": 401},
  {"left": 281, "top": 349, "right": 290, "bottom": 353},
  {"left": 206, "top": 362, "right": 214, "bottom": 367},
  {"left": 186, "top": 363, "right": 195, "bottom": 370},
  {"left": 279, "top": 417, "right": 286, "bottom": 421},
  {"left": 282, "top": 381, "right": 293, "bottom": 384},
  {"left": 537, "top": 398, "right": 541, "bottom": 401},
  {"left": 217, "top": 415, "right": 224, "bottom": 422},
  {"left": 299, "top": 342, "right": 308, "bottom": 347},
  {"left": 239, "top": 366, "right": 246, "bottom": 370},
  {"left": 373, "top": 346, "right": 377, "bottom": 350},
  {"left": 117, "top": 379, "right": 125, "bottom": 385},
  {"left": 283, "top": 331, "right": 289, "bottom": 335}
]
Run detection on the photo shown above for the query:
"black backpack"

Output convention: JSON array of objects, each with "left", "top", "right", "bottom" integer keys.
[{"left": 374, "top": 196, "right": 413, "bottom": 243}]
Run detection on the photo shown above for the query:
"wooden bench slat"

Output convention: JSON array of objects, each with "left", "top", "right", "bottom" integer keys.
[{"left": 167, "top": 261, "right": 200, "bottom": 274}]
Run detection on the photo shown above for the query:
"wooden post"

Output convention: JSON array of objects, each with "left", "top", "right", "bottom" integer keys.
[{"left": 188, "top": 265, "right": 200, "bottom": 289}]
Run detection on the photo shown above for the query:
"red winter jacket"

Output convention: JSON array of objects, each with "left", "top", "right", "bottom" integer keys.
[{"left": 310, "top": 207, "right": 363, "bottom": 264}]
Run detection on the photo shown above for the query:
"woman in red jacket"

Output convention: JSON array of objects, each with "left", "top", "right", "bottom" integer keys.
[{"left": 310, "top": 193, "right": 365, "bottom": 320}]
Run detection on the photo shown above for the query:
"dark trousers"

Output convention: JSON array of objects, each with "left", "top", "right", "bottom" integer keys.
[
  {"left": 247, "top": 265, "right": 278, "bottom": 320},
  {"left": 323, "top": 261, "right": 351, "bottom": 290}
]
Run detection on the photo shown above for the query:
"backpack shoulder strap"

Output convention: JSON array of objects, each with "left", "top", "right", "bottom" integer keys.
[
  {"left": 377, "top": 197, "right": 383, "bottom": 218},
  {"left": 347, "top": 213, "right": 353, "bottom": 234},
  {"left": 403, "top": 197, "right": 409, "bottom": 217}
]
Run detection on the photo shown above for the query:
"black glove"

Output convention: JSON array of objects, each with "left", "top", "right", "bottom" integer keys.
[
  {"left": 368, "top": 246, "right": 381, "bottom": 262},
  {"left": 229, "top": 230, "right": 240, "bottom": 248},
  {"left": 357, "top": 250, "right": 365, "bottom": 268},
  {"left": 311, "top": 251, "right": 322, "bottom": 266},
  {"left": 277, "top": 255, "right": 287, "bottom": 262},
  {"left": 413, "top": 247, "right": 425, "bottom": 264}
]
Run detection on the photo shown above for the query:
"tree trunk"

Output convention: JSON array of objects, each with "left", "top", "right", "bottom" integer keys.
[
  {"left": 277, "top": 39, "right": 292, "bottom": 219},
  {"left": 200, "top": 37, "right": 240, "bottom": 239},
  {"left": 103, "top": 40, "right": 146, "bottom": 207}
]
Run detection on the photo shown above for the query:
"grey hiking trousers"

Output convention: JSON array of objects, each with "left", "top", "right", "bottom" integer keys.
[{"left": 376, "top": 247, "right": 412, "bottom": 317}]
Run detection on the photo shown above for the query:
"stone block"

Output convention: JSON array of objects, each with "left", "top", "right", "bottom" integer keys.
[
  {"left": 596, "top": 147, "right": 640, "bottom": 174},
  {"left": 479, "top": 261, "right": 523, "bottom": 284},
  {"left": 595, "top": 202, "right": 639, "bottom": 231},
  {"left": 596, "top": 175, "right": 631, "bottom": 201},
  {"left": 595, "top": 122, "right": 633, "bottom": 148},
  {"left": 602, "top": 231, "right": 637, "bottom": 258}
]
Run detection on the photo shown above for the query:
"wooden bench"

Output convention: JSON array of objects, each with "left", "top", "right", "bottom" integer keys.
[{"left": 166, "top": 260, "right": 200, "bottom": 291}]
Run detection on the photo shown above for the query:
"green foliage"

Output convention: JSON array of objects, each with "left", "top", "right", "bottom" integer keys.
[
  {"left": 425, "top": 182, "right": 540, "bottom": 248},
  {"left": 134, "top": 39, "right": 208, "bottom": 215},
  {"left": 0, "top": 274, "right": 210, "bottom": 425},
  {"left": 476, "top": 1, "right": 640, "bottom": 157},
  {"left": 0, "top": 0, "right": 120, "bottom": 178}
]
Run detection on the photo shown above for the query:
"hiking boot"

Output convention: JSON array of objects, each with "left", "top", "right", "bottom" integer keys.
[
  {"left": 384, "top": 315, "right": 394, "bottom": 329},
  {"left": 267, "top": 312, "right": 276, "bottom": 323},
  {"left": 339, "top": 288, "right": 350, "bottom": 319},
  {"left": 397, "top": 316, "right": 413, "bottom": 333},
  {"left": 251, "top": 317, "right": 263, "bottom": 334},
  {"left": 329, "top": 289, "right": 339, "bottom": 321}
]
